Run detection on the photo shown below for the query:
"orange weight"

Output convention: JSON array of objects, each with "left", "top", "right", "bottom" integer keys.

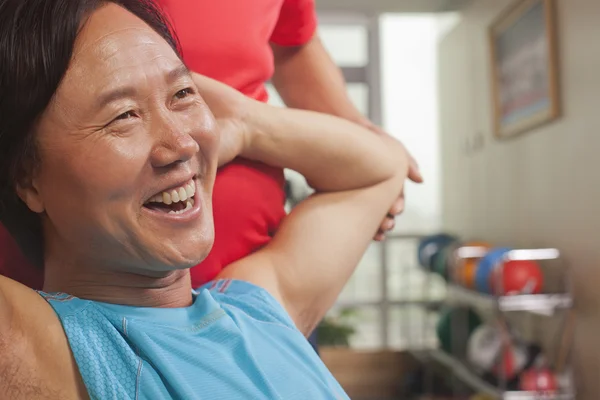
[
  {"left": 454, "top": 241, "right": 490, "bottom": 288},
  {"left": 462, "top": 258, "right": 478, "bottom": 289}
]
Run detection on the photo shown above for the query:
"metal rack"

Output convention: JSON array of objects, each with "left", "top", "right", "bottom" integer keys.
[
  {"left": 415, "top": 246, "right": 575, "bottom": 400},
  {"left": 447, "top": 285, "right": 572, "bottom": 316},
  {"left": 424, "top": 349, "right": 573, "bottom": 400}
]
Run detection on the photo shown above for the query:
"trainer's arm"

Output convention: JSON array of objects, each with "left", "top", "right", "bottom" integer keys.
[{"left": 271, "top": 36, "right": 367, "bottom": 126}]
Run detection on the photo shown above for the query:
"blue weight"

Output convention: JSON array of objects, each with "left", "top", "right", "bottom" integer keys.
[
  {"left": 475, "top": 247, "right": 512, "bottom": 293},
  {"left": 417, "top": 234, "right": 458, "bottom": 270}
]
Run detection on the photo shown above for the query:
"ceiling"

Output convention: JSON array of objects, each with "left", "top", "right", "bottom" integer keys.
[{"left": 316, "top": 0, "right": 472, "bottom": 13}]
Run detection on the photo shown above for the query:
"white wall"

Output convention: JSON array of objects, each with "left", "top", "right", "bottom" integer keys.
[{"left": 438, "top": 1, "right": 600, "bottom": 398}]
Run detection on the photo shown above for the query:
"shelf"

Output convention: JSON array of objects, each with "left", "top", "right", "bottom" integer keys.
[
  {"left": 503, "top": 393, "right": 574, "bottom": 400},
  {"left": 427, "top": 349, "right": 501, "bottom": 397},
  {"left": 414, "top": 246, "right": 575, "bottom": 398},
  {"left": 455, "top": 247, "right": 561, "bottom": 261},
  {"left": 447, "top": 285, "right": 573, "bottom": 316},
  {"left": 421, "top": 349, "right": 574, "bottom": 400}
]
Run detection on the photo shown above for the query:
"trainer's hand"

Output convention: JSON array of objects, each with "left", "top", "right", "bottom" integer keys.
[{"left": 360, "top": 121, "right": 423, "bottom": 241}]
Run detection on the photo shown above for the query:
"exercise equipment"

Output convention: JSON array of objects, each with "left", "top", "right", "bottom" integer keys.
[
  {"left": 519, "top": 367, "right": 558, "bottom": 392},
  {"left": 490, "top": 259, "right": 543, "bottom": 296},
  {"left": 463, "top": 240, "right": 492, "bottom": 252},
  {"left": 475, "top": 247, "right": 512, "bottom": 293},
  {"left": 436, "top": 306, "right": 482, "bottom": 355},
  {"left": 459, "top": 258, "right": 479, "bottom": 288},
  {"left": 433, "top": 241, "right": 460, "bottom": 281},
  {"left": 452, "top": 241, "right": 491, "bottom": 287},
  {"left": 431, "top": 243, "right": 449, "bottom": 277},
  {"left": 466, "top": 323, "right": 528, "bottom": 380},
  {"left": 417, "top": 233, "right": 458, "bottom": 270}
]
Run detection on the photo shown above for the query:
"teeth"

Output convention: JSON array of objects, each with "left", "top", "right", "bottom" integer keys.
[
  {"left": 146, "top": 179, "right": 196, "bottom": 206},
  {"left": 185, "top": 184, "right": 194, "bottom": 198},
  {"left": 168, "top": 199, "right": 194, "bottom": 214},
  {"left": 162, "top": 192, "right": 172, "bottom": 205},
  {"left": 178, "top": 187, "right": 187, "bottom": 202}
]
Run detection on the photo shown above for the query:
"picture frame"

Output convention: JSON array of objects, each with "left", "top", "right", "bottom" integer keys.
[{"left": 489, "top": 0, "right": 560, "bottom": 139}]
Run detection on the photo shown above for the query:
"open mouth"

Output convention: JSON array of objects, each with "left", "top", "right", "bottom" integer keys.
[{"left": 143, "top": 179, "right": 197, "bottom": 215}]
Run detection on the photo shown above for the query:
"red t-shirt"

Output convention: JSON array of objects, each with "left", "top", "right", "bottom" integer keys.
[{"left": 0, "top": 0, "right": 317, "bottom": 290}]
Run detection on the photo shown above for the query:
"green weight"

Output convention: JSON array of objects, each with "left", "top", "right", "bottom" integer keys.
[
  {"left": 417, "top": 234, "right": 458, "bottom": 270},
  {"left": 433, "top": 242, "right": 459, "bottom": 280},
  {"left": 436, "top": 307, "right": 483, "bottom": 356}
]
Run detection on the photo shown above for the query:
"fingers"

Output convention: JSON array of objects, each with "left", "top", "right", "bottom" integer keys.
[
  {"left": 373, "top": 190, "right": 405, "bottom": 241},
  {"left": 389, "top": 195, "right": 405, "bottom": 216},
  {"left": 370, "top": 142, "right": 412, "bottom": 242},
  {"left": 374, "top": 220, "right": 395, "bottom": 241},
  {"left": 407, "top": 154, "right": 423, "bottom": 183},
  {"left": 381, "top": 217, "right": 395, "bottom": 231},
  {"left": 374, "top": 232, "right": 386, "bottom": 242},
  {"left": 374, "top": 215, "right": 396, "bottom": 241}
]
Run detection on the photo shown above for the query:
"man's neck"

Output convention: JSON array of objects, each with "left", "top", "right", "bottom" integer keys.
[{"left": 43, "top": 262, "right": 194, "bottom": 308}]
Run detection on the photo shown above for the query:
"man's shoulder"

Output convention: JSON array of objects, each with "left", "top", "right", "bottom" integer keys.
[
  {"left": 0, "top": 274, "right": 58, "bottom": 337},
  {"left": 202, "top": 279, "right": 299, "bottom": 332},
  {"left": 0, "top": 276, "right": 87, "bottom": 399}
]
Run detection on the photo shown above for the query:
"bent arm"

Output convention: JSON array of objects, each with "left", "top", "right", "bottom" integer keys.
[
  {"left": 216, "top": 102, "right": 408, "bottom": 334},
  {"left": 192, "top": 74, "right": 408, "bottom": 334},
  {"left": 222, "top": 167, "right": 406, "bottom": 335}
]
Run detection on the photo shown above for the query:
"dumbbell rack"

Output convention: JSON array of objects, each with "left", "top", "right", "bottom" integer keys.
[{"left": 417, "top": 246, "right": 576, "bottom": 400}]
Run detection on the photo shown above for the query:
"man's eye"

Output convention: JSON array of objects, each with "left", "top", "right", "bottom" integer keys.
[
  {"left": 115, "top": 111, "right": 136, "bottom": 121},
  {"left": 175, "top": 88, "right": 194, "bottom": 99}
]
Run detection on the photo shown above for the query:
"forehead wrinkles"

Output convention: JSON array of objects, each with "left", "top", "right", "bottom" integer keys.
[
  {"left": 73, "top": 26, "right": 161, "bottom": 61},
  {"left": 56, "top": 26, "right": 179, "bottom": 115},
  {"left": 70, "top": 24, "right": 171, "bottom": 78}
]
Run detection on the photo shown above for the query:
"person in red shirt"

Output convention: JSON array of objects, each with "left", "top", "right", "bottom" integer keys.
[
  {"left": 0, "top": 0, "right": 421, "bottom": 290},
  {"left": 160, "top": 0, "right": 423, "bottom": 287}
]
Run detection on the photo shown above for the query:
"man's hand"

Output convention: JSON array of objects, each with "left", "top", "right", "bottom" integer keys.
[
  {"left": 192, "top": 73, "right": 253, "bottom": 167},
  {"left": 359, "top": 120, "right": 423, "bottom": 241}
]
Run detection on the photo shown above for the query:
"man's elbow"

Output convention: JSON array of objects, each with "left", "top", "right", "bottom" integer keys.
[{"left": 372, "top": 140, "right": 409, "bottom": 190}]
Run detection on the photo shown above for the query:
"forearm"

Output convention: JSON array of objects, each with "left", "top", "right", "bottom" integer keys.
[
  {"left": 242, "top": 103, "right": 396, "bottom": 192},
  {"left": 272, "top": 36, "right": 369, "bottom": 125},
  {"left": 275, "top": 170, "right": 406, "bottom": 334}
]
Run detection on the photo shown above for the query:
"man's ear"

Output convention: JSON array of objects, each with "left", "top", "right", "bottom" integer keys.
[{"left": 16, "top": 176, "right": 44, "bottom": 213}]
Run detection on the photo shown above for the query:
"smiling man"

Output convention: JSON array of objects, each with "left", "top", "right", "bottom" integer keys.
[{"left": 0, "top": 1, "right": 408, "bottom": 398}]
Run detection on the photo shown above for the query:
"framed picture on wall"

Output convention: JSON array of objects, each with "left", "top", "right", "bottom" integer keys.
[{"left": 489, "top": 0, "right": 560, "bottom": 139}]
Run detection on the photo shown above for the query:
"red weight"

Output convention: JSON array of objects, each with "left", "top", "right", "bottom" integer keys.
[
  {"left": 490, "top": 260, "right": 543, "bottom": 296},
  {"left": 519, "top": 368, "right": 558, "bottom": 392}
]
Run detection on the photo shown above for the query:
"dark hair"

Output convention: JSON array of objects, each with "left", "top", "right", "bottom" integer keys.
[{"left": 0, "top": 0, "right": 181, "bottom": 267}]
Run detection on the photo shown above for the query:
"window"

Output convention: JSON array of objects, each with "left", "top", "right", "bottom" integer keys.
[{"left": 318, "top": 24, "right": 369, "bottom": 67}]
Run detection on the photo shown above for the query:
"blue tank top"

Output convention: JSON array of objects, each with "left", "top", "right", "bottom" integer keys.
[{"left": 39, "top": 279, "right": 349, "bottom": 400}]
